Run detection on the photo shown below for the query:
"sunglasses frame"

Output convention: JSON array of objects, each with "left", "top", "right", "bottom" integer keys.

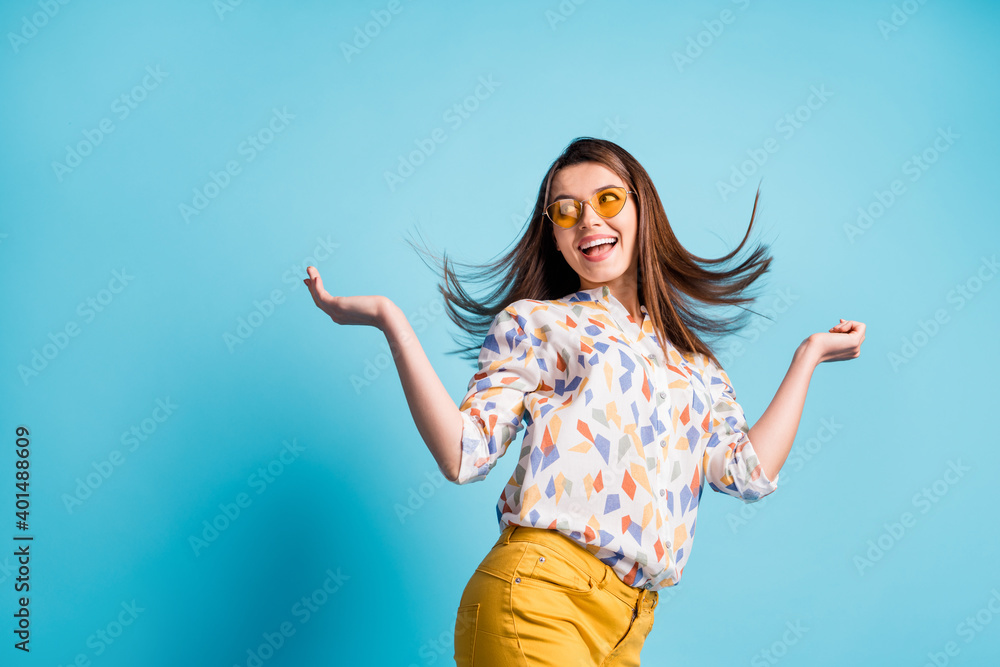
[{"left": 544, "top": 187, "right": 637, "bottom": 228}]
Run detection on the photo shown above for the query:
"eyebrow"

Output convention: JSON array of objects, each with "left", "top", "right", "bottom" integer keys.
[{"left": 550, "top": 184, "right": 622, "bottom": 201}]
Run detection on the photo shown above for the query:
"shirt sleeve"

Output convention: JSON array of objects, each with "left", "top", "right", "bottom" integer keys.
[
  {"left": 451, "top": 305, "right": 542, "bottom": 485},
  {"left": 701, "top": 360, "right": 778, "bottom": 503}
]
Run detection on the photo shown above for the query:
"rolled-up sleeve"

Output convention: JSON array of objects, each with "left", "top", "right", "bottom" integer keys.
[
  {"left": 701, "top": 362, "right": 778, "bottom": 503},
  {"left": 452, "top": 306, "right": 542, "bottom": 485}
]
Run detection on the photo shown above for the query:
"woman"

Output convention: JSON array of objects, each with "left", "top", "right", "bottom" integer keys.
[{"left": 303, "top": 138, "right": 865, "bottom": 665}]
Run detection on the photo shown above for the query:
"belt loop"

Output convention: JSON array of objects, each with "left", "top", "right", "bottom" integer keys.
[{"left": 502, "top": 524, "right": 516, "bottom": 545}]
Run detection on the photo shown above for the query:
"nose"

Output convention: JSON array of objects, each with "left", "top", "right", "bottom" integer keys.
[{"left": 578, "top": 199, "right": 606, "bottom": 228}]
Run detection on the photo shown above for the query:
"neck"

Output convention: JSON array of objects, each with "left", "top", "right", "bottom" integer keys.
[{"left": 580, "top": 273, "right": 642, "bottom": 321}]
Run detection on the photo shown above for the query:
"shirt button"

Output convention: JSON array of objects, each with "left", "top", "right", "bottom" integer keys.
[
  {"left": 660, "top": 439, "right": 667, "bottom": 448},
  {"left": 645, "top": 583, "right": 653, "bottom": 589},
  {"left": 658, "top": 391, "right": 666, "bottom": 399},
  {"left": 659, "top": 489, "right": 665, "bottom": 497}
]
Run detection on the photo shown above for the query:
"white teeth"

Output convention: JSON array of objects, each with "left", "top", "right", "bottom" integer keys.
[{"left": 580, "top": 238, "right": 617, "bottom": 251}]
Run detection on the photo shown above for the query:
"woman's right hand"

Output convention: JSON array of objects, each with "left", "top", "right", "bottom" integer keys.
[{"left": 303, "top": 266, "right": 391, "bottom": 330}]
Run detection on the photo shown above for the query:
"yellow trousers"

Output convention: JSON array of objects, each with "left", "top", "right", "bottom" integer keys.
[{"left": 454, "top": 524, "right": 658, "bottom": 666}]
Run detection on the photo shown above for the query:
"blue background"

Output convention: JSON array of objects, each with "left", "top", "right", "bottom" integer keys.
[{"left": 2, "top": 0, "right": 999, "bottom": 665}]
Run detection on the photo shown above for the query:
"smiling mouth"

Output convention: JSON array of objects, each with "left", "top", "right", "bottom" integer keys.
[{"left": 580, "top": 238, "right": 618, "bottom": 256}]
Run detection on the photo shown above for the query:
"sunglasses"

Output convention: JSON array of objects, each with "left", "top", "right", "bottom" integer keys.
[{"left": 544, "top": 186, "right": 636, "bottom": 228}]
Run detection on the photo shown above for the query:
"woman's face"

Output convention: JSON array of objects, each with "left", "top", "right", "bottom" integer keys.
[{"left": 548, "top": 161, "right": 640, "bottom": 290}]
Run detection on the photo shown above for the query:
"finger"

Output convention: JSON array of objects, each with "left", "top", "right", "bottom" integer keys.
[
  {"left": 303, "top": 276, "right": 317, "bottom": 297},
  {"left": 302, "top": 270, "right": 325, "bottom": 307},
  {"left": 304, "top": 280, "right": 323, "bottom": 308},
  {"left": 309, "top": 268, "right": 328, "bottom": 296},
  {"left": 306, "top": 266, "right": 322, "bottom": 288}
]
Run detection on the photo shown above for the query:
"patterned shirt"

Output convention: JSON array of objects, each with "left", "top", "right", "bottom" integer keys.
[{"left": 453, "top": 285, "right": 779, "bottom": 591}]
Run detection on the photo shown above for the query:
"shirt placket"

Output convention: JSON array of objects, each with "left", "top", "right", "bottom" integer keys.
[{"left": 600, "top": 294, "right": 676, "bottom": 588}]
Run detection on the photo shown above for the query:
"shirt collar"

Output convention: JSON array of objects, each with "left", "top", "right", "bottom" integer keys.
[
  {"left": 566, "top": 285, "right": 647, "bottom": 314},
  {"left": 566, "top": 285, "right": 610, "bottom": 303}
]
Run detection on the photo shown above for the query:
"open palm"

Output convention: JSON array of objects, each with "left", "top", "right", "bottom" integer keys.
[{"left": 303, "top": 266, "right": 386, "bottom": 329}]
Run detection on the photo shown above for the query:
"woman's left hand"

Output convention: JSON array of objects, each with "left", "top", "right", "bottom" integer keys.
[{"left": 804, "top": 319, "right": 866, "bottom": 364}]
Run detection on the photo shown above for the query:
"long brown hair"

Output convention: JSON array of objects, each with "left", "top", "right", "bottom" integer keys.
[{"left": 405, "top": 137, "right": 773, "bottom": 370}]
